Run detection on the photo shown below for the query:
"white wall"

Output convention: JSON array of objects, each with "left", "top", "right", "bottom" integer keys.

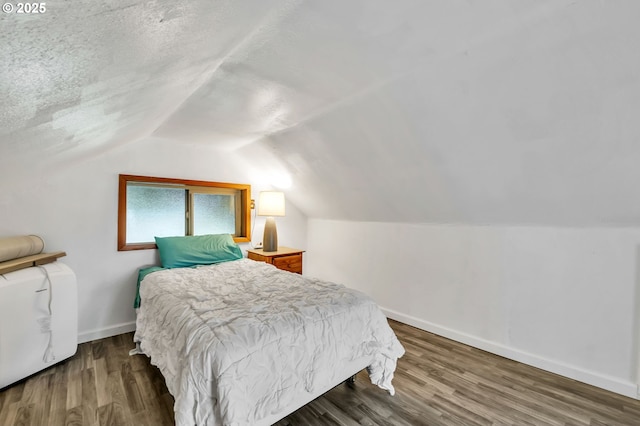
[
  {"left": 0, "top": 137, "right": 307, "bottom": 343},
  {"left": 307, "top": 219, "right": 640, "bottom": 398}
]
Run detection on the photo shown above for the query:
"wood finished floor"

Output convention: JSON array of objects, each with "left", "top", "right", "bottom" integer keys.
[{"left": 1, "top": 320, "right": 639, "bottom": 425}]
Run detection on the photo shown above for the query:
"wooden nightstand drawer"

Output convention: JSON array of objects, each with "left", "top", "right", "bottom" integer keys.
[
  {"left": 272, "top": 253, "right": 302, "bottom": 274},
  {"left": 246, "top": 247, "right": 305, "bottom": 274}
]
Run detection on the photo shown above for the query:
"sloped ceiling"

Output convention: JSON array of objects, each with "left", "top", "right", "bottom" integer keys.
[{"left": 2, "top": 1, "right": 640, "bottom": 225}]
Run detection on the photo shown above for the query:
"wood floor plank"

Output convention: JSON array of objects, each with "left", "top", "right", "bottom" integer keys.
[
  {"left": 120, "top": 361, "right": 145, "bottom": 414},
  {"left": 93, "top": 357, "right": 110, "bottom": 407},
  {"left": 91, "top": 340, "right": 105, "bottom": 361},
  {"left": 2, "top": 321, "right": 640, "bottom": 425},
  {"left": 65, "top": 370, "right": 82, "bottom": 411},
  {"left": 64, "top": 406, "right": 83, "bottom": 426},
  {"left": 96, "top": 401, "right": 127, "bottom": 426},
  {"left": 428, "top": 393, "right": 493, "bottom": 426},
  {"left": 24, "top": 374, "right": 49, "bottom": 426},
  {"left": 0, "top": 382, "right": 23, "bottom": 425},
  {"left": 131, "top": 368, "right": 172, "bottom": 425},
  {"left": 12, "top": 403, "right": 33, "bottom": 426},
  {"left": 309, "top": 397, "right": 361, "bottom": 426},
  {"left": 0, "top": 402, "right": 19, "bottom": 426},
  {"left": 48, "top": 362, "right": 69, "bottom": 426},
  {"left": 81, "top": 368, "right": 98, "bottom": 426}
]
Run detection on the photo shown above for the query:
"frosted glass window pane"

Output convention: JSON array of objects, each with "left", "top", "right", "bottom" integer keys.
[
  {"left": 193, "top": 193, "right": 236, "bottom": 235},
  {"left": 126, "top": 185, "right": 185, "bottom": 243}
]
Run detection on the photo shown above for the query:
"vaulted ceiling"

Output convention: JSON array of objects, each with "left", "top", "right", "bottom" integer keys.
[{"left": 2, "top": 1, "right": 640, "bottom": 225}]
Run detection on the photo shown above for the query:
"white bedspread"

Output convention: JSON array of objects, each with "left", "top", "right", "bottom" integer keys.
[{"left": 134, "top": 258, "right": 405, "bottom": 426}]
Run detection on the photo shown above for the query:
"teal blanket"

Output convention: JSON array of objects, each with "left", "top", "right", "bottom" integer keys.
[{"left": 134, "top": 266, "right": 165, "bottom": 308}]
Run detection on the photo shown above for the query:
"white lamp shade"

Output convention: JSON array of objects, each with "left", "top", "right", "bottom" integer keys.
[{"left": 257, "top": 191, "right": 286, "bottom": 217}]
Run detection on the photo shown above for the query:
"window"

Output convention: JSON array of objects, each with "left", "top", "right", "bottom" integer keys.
[{"left": 118, "top": 175, "right": 251, "bottom": 251}]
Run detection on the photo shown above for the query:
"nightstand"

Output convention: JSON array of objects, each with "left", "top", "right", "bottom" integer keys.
[{"left": 247, "top": 247, "right": 305, "bottom": 274}]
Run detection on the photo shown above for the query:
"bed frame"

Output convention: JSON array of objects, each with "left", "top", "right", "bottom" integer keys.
[{"left": 255, "top": 358, "right": 370, "bottom": 425}]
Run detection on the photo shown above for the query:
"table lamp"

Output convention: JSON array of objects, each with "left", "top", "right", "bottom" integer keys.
[{"left": 257, "top": 191, "right": 285, "bottom": 252}]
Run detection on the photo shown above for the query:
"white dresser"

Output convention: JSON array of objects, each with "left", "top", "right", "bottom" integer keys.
[{"left": 0, "top": 262, "right": 77, "bottom": 389}]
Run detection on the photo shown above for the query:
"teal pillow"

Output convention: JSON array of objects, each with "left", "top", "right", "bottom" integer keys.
[{"left": 154, "top": 234, "right": 243, "bottom": 269}]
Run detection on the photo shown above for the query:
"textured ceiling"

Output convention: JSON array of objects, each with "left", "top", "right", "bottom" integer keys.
[{"left": 2, "top": 1, "right": 640, "bottom": 225}]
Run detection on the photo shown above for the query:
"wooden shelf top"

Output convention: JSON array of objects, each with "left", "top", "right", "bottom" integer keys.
[
  {"left": 0, "top": 251, "right": 67, "bottom": 275},
  {"left": 246, "top": 246, "right": 304, "bottom": 257}
]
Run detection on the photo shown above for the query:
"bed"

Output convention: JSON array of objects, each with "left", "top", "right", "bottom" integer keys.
[{"left": 133, "top": 234, "right": 405, "bottom": 426}]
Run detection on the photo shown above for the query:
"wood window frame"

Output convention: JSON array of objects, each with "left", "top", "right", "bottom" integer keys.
[{"left": 118, "top": 174, "right": 251, "bottom": 251}]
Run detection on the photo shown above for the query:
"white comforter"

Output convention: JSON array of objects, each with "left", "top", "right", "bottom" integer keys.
[{"left": 134, "top": 258, "right": 404, "bottom": 426}]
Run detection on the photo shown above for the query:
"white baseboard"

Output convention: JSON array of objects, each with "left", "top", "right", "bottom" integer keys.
[
  {"left": 77, "top": 321, "right": 136, "bottom": 344},
  {"left": 382, "top": 307, "right": 639, "bottom": 400}
]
